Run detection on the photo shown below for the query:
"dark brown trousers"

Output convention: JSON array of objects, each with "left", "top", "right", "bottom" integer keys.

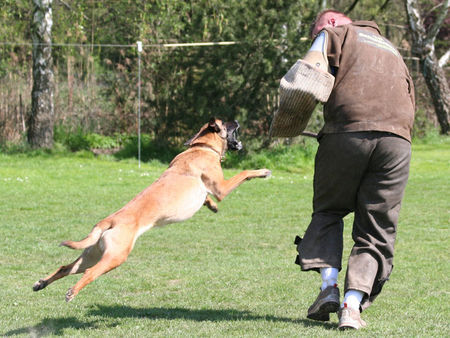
[{"left": 296, "top": 131, "right": 411, "bottom": 310}]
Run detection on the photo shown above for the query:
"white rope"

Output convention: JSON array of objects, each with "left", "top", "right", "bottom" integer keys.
[
  {"left": 151, "top": 41, "right": 238, "bottom": 48},
  {"left": 0, "top": 41, "right": 240, "bottom": 48}
]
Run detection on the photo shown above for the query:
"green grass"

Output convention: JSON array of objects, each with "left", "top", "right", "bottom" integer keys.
[{"left": 0, "top": 139, "right": 449, "bottom": 337}]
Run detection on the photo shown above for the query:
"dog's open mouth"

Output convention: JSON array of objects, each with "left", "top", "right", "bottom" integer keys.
[{"left": 226, "top": 120, "right": 242, "bottom": 151}]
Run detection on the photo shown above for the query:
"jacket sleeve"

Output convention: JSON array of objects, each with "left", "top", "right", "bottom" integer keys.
[{"left": 324, "top": 26, "right": 346, "bottom": 69}]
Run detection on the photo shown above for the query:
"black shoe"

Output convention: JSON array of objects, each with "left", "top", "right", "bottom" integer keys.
[{"left": 307, "top": 285, "right": 340, "bottom": 321}]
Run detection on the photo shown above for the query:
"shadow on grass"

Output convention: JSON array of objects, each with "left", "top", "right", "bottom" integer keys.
[
  {"left": 2, "top": 305, "right": 337, "bottom": 336},
  {"left": 3, "top": 317, "right": 100, "bottom": 336},
  {"left": 88, "top": 304, "right": 337, "bottom": 329}
]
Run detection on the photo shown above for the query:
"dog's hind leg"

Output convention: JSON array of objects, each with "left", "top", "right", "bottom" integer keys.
[
  {"left": 65, "top": 252, "right": 127, "bottom": 302},
  {"left": 65, "top": 227, "right": 134, "bottom": 302},
  {"left": 33, "top": 242, "right": 104, "bottom": 292},
  {"left": 33, "top": 260, "right": 80, "bottom": 292}
]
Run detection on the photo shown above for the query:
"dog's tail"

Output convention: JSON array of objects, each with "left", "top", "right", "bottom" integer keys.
[{"left": 60, "top": 220, "right": 112, "bottom": 250}]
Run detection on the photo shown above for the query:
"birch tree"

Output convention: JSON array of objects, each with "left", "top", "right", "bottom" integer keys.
[
  {"left": 405, "top": 0, "right": 449, "bottom": 134},
  {"left": 28, "top": 0, "right": 54, "bottom": 148}
]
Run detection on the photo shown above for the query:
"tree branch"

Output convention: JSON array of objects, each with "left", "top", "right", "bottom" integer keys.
[
  {"left": 57, "top": 0, "right": 89, "bottom": 21},
  {"left": 379, "top": 0, "right": 391, "bottom": 12},
  {"left": 426, "top": 0, "right": 449, "bottom": 44},
  {"left": 370, "top": 0, "right": 391, "bottom": 21},
  {"left": 405, "top": 0, "right": 426, "bottom": 44},
  {"left": 345, "top": 0, "right": 360, "bottom": 15},
  {"left": 439, "top": 48, "right": 450, "bottom": 67}
]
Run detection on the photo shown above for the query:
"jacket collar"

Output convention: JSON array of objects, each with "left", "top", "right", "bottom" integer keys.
[{"left": 351, "top": 21, "right": 381, "bottom": 34}]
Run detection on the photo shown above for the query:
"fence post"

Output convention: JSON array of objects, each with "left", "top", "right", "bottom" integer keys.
[{"left": 137, "top": 41, "right": 142, "bottom": 168}]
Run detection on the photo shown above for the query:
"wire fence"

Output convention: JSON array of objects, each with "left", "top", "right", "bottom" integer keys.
[
  {"left": 0, "top": 40, "right": 249, "bottom": 166},
  {"left": 0, "top": 37, "right": 422, "bottom": 166}
]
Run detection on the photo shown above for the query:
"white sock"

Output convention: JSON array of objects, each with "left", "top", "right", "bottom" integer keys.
[
  {"left": 320, "top": 267, "right": 338, "bottom": 291},
  {"left": 342, "top": 289, "right": 364, "bottom": 310}
]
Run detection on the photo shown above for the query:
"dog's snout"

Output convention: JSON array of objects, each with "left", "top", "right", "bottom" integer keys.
[{"left": 226, "top": 120, "right": 242, "bottom": 151}]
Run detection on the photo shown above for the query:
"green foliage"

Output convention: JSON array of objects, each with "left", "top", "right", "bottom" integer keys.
[
  {"left": 0, "top": 138, "right": 30, "bottom": 154},
  {"left": 85, "top": 133, "right": 119, "bottom": 149},
  {"left": 413, "top": 129, "right": 450, "bottom": 145},
  {"left": 1, "top": 0, "right": 319, "bottom": 147},
  {"left": 412, "top": 108, "right": 438, "bottom": 139},
  {"left": 66, "top": 128, "right": 90, "bottom": 151},
  {"left": 54, "top": 125, "right": 125, "bottom": 152},
  {"left": 0, "top": 0, "right": 446, "bottom": 148},
  {"left": 114, "top": 0, "right": 318, "bottom": 143},
  {"left": 114, "top": 134, "right": 183, "bottom": 163}
]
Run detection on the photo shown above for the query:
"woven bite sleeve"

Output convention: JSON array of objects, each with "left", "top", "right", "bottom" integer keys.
[{"left": 270, "top": 60, "right": 335, "bottom": 138}]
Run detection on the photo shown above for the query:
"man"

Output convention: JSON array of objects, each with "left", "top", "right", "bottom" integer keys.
[{"left": 294, "top": 10, "right": 415, "bottom": 330}]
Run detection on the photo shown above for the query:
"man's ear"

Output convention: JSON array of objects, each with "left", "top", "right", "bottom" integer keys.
[{"left": 208, "top": 117, "right": 220, "bottom": 133}]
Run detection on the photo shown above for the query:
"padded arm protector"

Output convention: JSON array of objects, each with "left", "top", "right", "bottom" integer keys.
[{"left": 269, "top": 31, "right": 335, "bottom": 138}]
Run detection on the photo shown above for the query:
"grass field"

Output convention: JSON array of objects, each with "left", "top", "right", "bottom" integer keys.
[{"left": 0, "top": 139, "right": 449, "bottom": 337}]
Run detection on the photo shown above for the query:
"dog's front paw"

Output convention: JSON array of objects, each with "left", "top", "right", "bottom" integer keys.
[
  {"left": 259, "top": 169, "right": 272, "bottom": 178},
  {"left": 32, "top": 279, "right": 47, "bottom": 291}
]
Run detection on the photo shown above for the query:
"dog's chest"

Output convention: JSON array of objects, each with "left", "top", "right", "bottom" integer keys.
[{"left": 152, "top": 175, "right": 208, "bottom": 227}]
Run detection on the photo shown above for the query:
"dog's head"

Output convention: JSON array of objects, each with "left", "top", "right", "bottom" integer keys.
[{"left": 185, "top": 117, "right": 242, "bottom": 153}]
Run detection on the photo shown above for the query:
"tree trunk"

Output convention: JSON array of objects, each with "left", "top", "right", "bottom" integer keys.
[
  {"left": 421, "top": 53, "right": 450, "bottom": 134},
  {"left": 405, "top": 0, "right": 449, "bottom": 135},
  {"left": 28, "top": 0, "right": 54, "bottom": 148}
]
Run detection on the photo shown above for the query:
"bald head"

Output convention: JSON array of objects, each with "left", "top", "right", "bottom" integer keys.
[{"left": 311, "top": 10, "right": 352, "bottom": 38}]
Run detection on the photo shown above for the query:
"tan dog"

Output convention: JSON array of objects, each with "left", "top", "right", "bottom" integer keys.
[{"left": 33, "top": 118, "right": 271, "bottom": 302}]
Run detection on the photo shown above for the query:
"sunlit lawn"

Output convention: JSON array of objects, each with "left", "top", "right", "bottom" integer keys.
[{"left": 0, "top": 140, "right": 448, "bottom": 336}]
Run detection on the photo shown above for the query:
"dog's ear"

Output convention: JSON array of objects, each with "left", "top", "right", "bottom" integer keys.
[
  {"left": 184, "top": 136, "right": 194, "bottom": 146},
  {"left": 184, "top": 123, "right": 207, "bottom": 146},
  {"left": 184, "top": 131, "right": 201, "bottom": 146},
  {"left": 185, "top": 118, "right": 220, "bottom": 146},
  {"left": 208, "top": 117, "right": 221, "bottom": 133}
]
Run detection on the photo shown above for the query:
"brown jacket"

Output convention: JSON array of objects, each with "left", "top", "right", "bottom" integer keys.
[{"left": 322, "top": 21, "right": 415, "bottom": 142}]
